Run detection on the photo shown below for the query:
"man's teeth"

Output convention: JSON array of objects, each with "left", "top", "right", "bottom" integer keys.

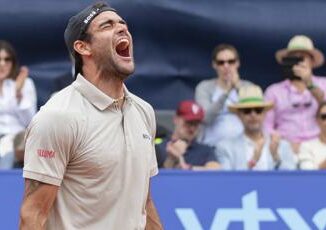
[{"left": 118, "top": 39, "right": 129, "bottom": 49}]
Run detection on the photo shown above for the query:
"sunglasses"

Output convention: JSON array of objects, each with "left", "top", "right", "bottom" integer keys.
[
  {"left": 292, "top": 102, "right": 312, "bottom": 109},
  {"left": 239, "top": 108, "right": 264, "bottom": 115},
  {"left": 319, "top": 114, "right": 326, "bottom": 121},
  {"left": 0, "top": 57, "right": 12, "bottom": 63},
  {"left": 215, "top": 58, "right": 237, "bottom": 66}
]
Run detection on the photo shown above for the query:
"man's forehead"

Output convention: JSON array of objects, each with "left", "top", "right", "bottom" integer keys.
[{"left": 90, "top": 11, "right": 123, "bottom": 26}]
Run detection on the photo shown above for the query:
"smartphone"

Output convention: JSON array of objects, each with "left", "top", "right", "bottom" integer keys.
[{"left": 281, "top": 57, "right": 303, "bottom": 80}]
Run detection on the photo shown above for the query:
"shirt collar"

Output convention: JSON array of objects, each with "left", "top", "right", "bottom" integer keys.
[{"left": 72, "top": 74, "right": 132, "bottom": 110}]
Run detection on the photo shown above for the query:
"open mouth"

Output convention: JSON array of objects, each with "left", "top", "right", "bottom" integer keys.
[{"left": 115, "top": 38, "right": 130, "bottom": 58}]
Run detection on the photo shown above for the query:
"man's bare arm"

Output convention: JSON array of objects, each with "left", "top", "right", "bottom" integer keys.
[
  {"left": 145, "top": 188, "right": 163, "bottom": 230},
  {"left": 19, "top": 179, "right": 59, "bottom": 230}
]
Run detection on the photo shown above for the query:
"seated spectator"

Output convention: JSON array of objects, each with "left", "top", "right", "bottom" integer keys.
[
  {"left": 299, "top": 102, "right": 326, "bottom": 169},
  {"left": 156, "top": 100, "right": 220, "bottom": 170},
  {"left": 216, "top": 85, "right": 297, "bottom": 170},
  {"left": 195, "top": 44, "right": 252, "bottom": 146},
  {"left": 264, "top": 35, "right": 326, "bottom": 153},
  {"left": 0, "top": 40, "right": 37, "bottom": 169}
]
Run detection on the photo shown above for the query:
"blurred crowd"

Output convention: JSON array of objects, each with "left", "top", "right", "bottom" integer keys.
[
  {"left": 156, "top": 35, "right": 326, "bottom": 171},
  {"left": 1, "top": 35, "right": 326, "bottom": 171}
]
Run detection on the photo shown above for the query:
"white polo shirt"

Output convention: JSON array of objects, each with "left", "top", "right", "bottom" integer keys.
[{"left": 23, "top": 74, "right": 158, "bottom": 230}]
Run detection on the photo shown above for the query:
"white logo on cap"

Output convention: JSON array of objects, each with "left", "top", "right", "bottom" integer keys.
[
  {"left": 83, "top": 8, "right": 100, "bottom": 24},
  {"left": 192, "top": 104, "right": 200, "bottom": 114}
]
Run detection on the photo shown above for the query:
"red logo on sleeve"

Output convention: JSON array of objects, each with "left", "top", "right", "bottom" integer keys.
[{"left": 37, "top": 149, "right": 56, "bottom": 158}]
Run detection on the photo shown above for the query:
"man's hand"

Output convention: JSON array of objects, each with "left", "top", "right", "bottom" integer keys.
[
  {"left": 230, "top": 71, "right": 241, "bottom": 90},
  {"left": 269, "top": 133, "right": 281, "bottom": 162},
  {"left": 290, "top": 142, "right": 300, "bottom": 154},
  {"left": 319, "top": 159, "right": 326, "bottom": 169},
  {"left": 293, "top": 62, "right": 312, "bottom": 85},
  {"left": 166, "top": 139, "right": 188, "bottom": 158}
]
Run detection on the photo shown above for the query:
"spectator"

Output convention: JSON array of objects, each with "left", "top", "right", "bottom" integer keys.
[
  {"left": 216, "top": 85, "right": 297, "bottom": 170},
  {"left": 298, "top": 102, "right": 326, "bottom": 170},
  {"left": 156, "top": 100, "right": 220, "bottom": 170},
  {"left": 0, "top": 40, "right": 37, "bottom": 169},
  {"left": 264, "top": 35, "right": 326, "bottom": 153},
  {"left": 195, "top": 44, "right": 252, "bottom": 146}
]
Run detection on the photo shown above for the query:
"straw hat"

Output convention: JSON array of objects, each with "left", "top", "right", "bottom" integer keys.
[
  {"left": 275, "top": 35, "right": 324, "bottom": 68},
  {"left": 228, "top": 85, "right": 273, "bottom": 113}
]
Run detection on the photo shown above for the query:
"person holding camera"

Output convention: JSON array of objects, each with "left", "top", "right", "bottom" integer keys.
[
  {"left": 264, "top": 35, "right": 326, "bottom": 153},
  {"left": 195, "top": 44, "right": 252, "bottom": 146}
]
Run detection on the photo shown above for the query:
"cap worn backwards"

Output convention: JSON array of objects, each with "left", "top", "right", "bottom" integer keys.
[{"left": 64, "top": 2, "right": 116, "bottom": 57}]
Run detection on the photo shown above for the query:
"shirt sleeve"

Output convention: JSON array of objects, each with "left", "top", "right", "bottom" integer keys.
[
  {"left": 215, "top": 142, "right": 232, "bottom": 170},
  {"left": 195, "top": 80, "right": 228, "bottom": 124},
  {"left": 278, "top": 140, "right": 298, "bottom": 170},
  {"left": 13, "top": 78, "right": 37, "bottom": 127},
  {"left": 206, "top": 146, "right": 218, "bottom": 163},
  {"left": 148, "top": 106, "right": 159, "bottom": 177},
  {"left": 23, "top": 110, "right": 76, "bottom": 186},
  {"left": 298, "top": 142, "right": 317, "bottom": 170}
]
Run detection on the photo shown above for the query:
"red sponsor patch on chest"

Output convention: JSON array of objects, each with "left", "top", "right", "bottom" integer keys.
[{"left": 37, "top": 149, "right": 55, "bottom": 158}]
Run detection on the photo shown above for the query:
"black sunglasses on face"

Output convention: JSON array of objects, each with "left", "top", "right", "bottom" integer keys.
[
  {"left": 319, "top": 114, "right": 326, "bottom": 120},
  {"left": 239, "top": 108, "right": 264, "bottom": 115},
  {"left": 0, "top": 57, "right": 12, "bottom": 63},
  {"left": 216, "top": 59, "right": 237, "bottom": 66}
]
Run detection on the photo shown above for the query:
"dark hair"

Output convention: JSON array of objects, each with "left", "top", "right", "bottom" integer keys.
[
  {"left": 73, "top": 31, "right": 92, "bottom": 78},
  {"left": 0, "top": 40, "right": 20, "bottom": 80},
  {"left": 316, "top": 101, "right": 326, "bottom": 118},
  {"left": 211, "top": 43, "right": 240, "bottom": 61}
]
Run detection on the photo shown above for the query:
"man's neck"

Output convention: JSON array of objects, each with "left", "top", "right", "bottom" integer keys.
[
  {"left": 290, "top": 80, "right": 306, "bottom": 93},
  {"left": 83, "top": 65, "right": 125, "bottom": 99},
  {"left": 245, "top": 130, "right": 264, "bottom": 142}
]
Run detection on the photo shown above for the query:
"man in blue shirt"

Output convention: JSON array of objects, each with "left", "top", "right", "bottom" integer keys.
[{"left": 156, "top": 100, "right": 220, "bottom": 170}]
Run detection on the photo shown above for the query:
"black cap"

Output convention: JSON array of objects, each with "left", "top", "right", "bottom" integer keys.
[{"left": 64, "top": 2, "right": 116, "bottom": 57}]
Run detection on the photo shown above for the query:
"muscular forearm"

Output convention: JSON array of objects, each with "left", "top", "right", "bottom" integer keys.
[
  {"left": 20, "top": 201, "right": 48, "bottom": 230},
  {"left": 19, "top": 179, "right": 58, "bottom": 230},
  {"left": 145, "top": 193, "right": 163, "bottom": 230}
]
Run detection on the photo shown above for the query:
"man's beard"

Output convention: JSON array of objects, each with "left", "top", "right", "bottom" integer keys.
[{"left": 94, "top": 50, "right": 134, "bottom": 80}]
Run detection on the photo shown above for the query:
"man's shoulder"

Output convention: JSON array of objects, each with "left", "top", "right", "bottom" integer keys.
[
  {"left": 196, "top": 78, "right": 216, "bottom": 90},
  {"left": 192, "top": 141, "right": 214, "bottom": 151},
  {"left": 216, "top": 135, "right": 243, "bottom": 149},
  {"left": 35, "top": 86, "right": 84, "bottom": 125},
  {"left": 265, "top": 80, "right": 287, "bottom": 94},
  {"left": 301, "top": 137, "right": 321, "bottom": 147},
  {"left": 42, "top": 84, "right": 84, "bottom": 113},
  {"left": 129, "top": 92, "right": 155, "bottom": 114}
]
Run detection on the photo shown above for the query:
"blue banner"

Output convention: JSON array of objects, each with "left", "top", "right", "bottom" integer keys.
[{"left": 1, "top": 170, "right": 326, "bottom": 229}]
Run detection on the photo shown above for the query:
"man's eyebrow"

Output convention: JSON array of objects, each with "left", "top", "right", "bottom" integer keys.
[
  {"left": 99, "top": 19, "right": 113, "bottom": 27},
  {"left": 98, "top": 19, "right": 127, "bottom": 28}
]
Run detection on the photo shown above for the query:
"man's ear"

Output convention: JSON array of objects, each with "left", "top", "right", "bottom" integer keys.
[{"left": 73, "top": 40, "right": 91, "bottom": 56}]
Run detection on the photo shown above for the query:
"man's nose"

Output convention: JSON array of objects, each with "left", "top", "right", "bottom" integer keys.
[{"left": 116, "top": 23, "right": 128, "bottom": 35}]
